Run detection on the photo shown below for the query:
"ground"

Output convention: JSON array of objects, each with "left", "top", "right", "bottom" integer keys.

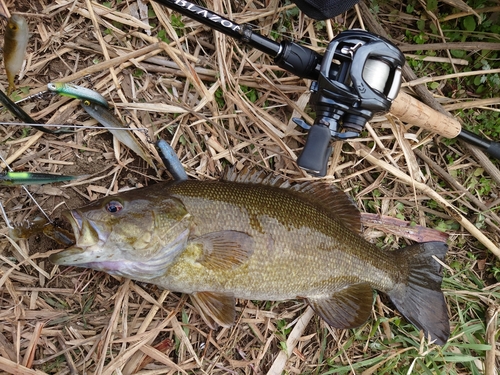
[{"left": 0, "top": 0, "right": 499, "bottom": 374}]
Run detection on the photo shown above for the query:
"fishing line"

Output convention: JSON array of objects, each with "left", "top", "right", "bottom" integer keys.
[
  {"left": 0, "top": 121, "right": 155, "bottom": 144},
  {"left": 0, "top": 153, "right": 53, "bottom": 224},
  {"left": 0, "top": 121, "right": 150, "bottom": 134},
  {"left": 0, "top": 121, "right": 146, "bottom": 131},
  {"left": 0, "top": 201, "right": 13, "bottom": 229}
]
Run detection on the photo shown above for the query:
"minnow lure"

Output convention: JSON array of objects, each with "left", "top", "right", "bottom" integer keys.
[
  {"left": 0, "top": 172, "right": 84, "bottom": 186},
  {"left": 0, "top": 90, "right": 74, "bottom": 134},
  {"left": 156, "top": 139, "right": 188, "bottom": 181},
  {"left": 82, "top": 102, "right": 155, "bottom": 169},
  {"left": 3, "top": 15, "right": 29, "bottom": 95},
  {"left": 48, "top": 82, "right": 109, "bottom": 108}
]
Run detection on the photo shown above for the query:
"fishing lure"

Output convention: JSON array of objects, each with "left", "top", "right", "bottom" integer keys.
[
  {"left": 156, "top": 139, "right": 188, "bottom": 181},
  {"left": 3, "top": 15, "right": 29, "bottom": 94},
  {"left": 48, "top": 82, "right": 109, "bottom": 108},
  {"left": 82, "top": 102, "right": 155, "bottom": 169},
  {"left": 0, "top": 172, "right": 83, "bottom": 186},
  {"left": 10, "top": 216, "right": 75, "bottom": 246}
]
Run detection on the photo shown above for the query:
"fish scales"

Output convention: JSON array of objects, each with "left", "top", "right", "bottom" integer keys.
[
  {"left": 162, "top": 181, "right": 396, "bottom": 298},
  {"left": 49, "top": 175, "right": 450, "bottom": 344}
]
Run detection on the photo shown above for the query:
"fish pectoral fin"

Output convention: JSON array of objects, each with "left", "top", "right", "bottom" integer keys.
[
  {"left": 191, "top": 292, "right": 236, "bottom": 329},
  {"left": 307, "top": 283, "right": 373, "bottom": 329},
  {"left": 192, "top": 231, "right": 254, "bottom": 271}
]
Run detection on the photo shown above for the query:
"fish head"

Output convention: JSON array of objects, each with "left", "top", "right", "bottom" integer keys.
[{"left": 50, "top": 190, "right": 191, "bottom": 279}]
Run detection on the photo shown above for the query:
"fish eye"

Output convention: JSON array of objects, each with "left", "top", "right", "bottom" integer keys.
[{"left": 105, "top": 201, "right": 123, "bottom": 213}]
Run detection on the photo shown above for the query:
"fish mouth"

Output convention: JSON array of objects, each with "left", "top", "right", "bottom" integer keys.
[
  {"left": 64, "top": 210, "right": 100, "bottom": 247},
  {"left": 63, "top": 210, "right": 82, "bottom": 239},
  {"left": 49, "top": 246, "right": 87, "bottom": 265},
  {"left": 49, "top": 210, "right": 102, "bottom": 266}
]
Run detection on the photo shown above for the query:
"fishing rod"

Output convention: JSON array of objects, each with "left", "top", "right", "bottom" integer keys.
[
  {"left": 151, "top": 0, "right": 500, "bottom": 176},
  {"left": 0, "top": 90, "right": 73, "bottom": 134}
]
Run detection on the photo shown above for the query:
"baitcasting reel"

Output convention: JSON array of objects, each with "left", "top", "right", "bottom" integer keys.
[
  {"left": 152, "top": 0, "right": 415, "bottom": 176},
  {"left": 295, "top": 30, "right": 405, "bottom": 176}
]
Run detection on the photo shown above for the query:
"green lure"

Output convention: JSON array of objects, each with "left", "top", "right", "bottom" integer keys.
[
  {"left": 47, "top": 82, "right": 109, "bottom": 108},
  {"left": 0, "top": 172, "right": 82, "bottom": 186}
]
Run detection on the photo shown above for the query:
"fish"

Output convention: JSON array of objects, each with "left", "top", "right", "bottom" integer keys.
[
  {"left": 47, "top": 82, "right": 109, "bottom": 108},
  {"left": 49, "top": 170, "right": 450, "bottom": 344},
  {"left": 81, "top": 102, "right": 155, "bottom": 169},
  {"left": 0, "top": 171, "right": 84, "bottom": 185},
  {"left": 3, "top": 15, "right": 29, "bottom": 95}
]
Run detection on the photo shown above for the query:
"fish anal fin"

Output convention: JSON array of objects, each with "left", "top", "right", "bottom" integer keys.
[
  {"left": 307, "top": 283, "right": 373, "bottom": 329},
  {"left": 193, "top": 230, "right": 254, "bottom": 271},
  {"left": 191, "top": 292, "right": 235, "bottom": 329}
]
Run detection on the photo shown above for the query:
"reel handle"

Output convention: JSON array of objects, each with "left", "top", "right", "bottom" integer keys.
[{"left": 296, "top": 124, "right": 332, "bottom": 176}]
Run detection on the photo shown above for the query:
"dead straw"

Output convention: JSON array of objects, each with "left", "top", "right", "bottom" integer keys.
[{"left": 0, "top": 0, "right": 499, "bottom": 373}]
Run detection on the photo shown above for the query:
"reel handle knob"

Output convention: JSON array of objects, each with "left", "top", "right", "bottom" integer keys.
[{"left": 296, "top": 124, "right": 332, "bottom": 177}]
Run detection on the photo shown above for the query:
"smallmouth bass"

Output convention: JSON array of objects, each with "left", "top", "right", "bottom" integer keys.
[
  {"left": 3, "top": 15, "right": 29, "bottom": 94},
  {"left": 50, "top": 170, "right": 450, "bottom": 344}
]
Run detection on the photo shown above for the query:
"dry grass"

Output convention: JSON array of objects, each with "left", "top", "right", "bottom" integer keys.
[{"left": 0, "top": 0, "right": 499, "bottom": 374}]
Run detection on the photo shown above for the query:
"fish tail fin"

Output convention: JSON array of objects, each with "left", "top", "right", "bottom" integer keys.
[{"left": 388, "top": 242, "right": 449, "bottom": 345}]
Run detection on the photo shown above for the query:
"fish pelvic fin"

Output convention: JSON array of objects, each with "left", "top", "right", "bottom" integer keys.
[
  {"left": 307, "top": 283, "right": 373, "bottom": 329},
  {"left": 389, "top": 242, "right": 449, "bottom": 345},
  {"left": 191, "top": 292, "right": 235, "bottom": 329}
]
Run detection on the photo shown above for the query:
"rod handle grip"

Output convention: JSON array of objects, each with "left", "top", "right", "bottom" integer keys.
[{"left": 390, "top": 92, "right": 461, "bottom": 139}]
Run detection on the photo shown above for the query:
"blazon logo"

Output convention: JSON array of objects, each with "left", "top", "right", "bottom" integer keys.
[{"left": 173, "top": 0, "right": 241, "bottom": 32}]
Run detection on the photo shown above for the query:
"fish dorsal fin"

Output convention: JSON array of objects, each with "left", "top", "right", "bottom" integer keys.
[
  {"left": 222, "top": 168, "right": 361, "bottom": 233},
  {"left": 191, "top": 292, "right": 235, "bottom": 329},
  {"left": 192, "top": 230, "right": 254, "bottom": 271},
  {"left": 307, "top": 283, "right": 373, "bottom": 329},
  {"left": 289, "top": 182, "right": 362, "bottom": 234},
  {"left": 222, "top": 166, "right": 291, "bottom": 188}
]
